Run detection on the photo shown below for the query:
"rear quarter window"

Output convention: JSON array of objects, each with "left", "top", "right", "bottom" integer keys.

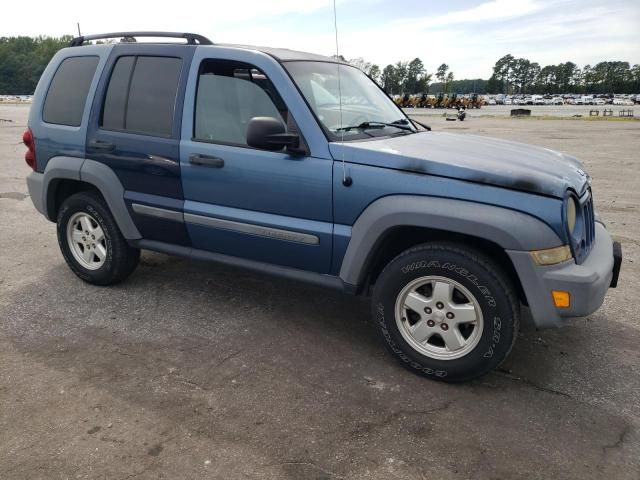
[{"left": 43, "top": 56, "right": 99, "bottom": 127}]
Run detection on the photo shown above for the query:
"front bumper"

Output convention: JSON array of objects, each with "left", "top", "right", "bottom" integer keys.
[{"left": 508, "top": 222, "right": 621, "bottom": 328}]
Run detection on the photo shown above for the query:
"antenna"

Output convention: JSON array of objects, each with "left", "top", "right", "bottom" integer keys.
[
  {"left": 333, "top": 0, "right": 352, "bottom": 187},
  {"left": 77, "top": 23, "right": 81, "bottom": 36}
]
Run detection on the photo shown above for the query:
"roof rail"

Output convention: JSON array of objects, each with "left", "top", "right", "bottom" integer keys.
[{"left": 69, "top": 31, "right": 213, "bottom": 47}]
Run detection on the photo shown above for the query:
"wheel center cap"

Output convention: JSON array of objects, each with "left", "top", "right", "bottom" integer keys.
[{"left": 433, "top": 311, "right": 445, "bottom": 323}]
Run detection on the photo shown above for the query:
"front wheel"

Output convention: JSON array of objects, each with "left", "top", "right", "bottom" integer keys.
[{"left": 372, "top": 243, "right": 519, "bottom": 382}]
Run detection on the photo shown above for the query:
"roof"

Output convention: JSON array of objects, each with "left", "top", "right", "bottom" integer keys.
[
  {"left": 68, "top": 32, "right": 345, "bottom": 64},
  {"left": 219, "top": 44, "right": 343, "bottom": 63}
]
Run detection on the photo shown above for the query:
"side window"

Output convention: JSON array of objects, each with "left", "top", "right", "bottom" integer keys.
[
  {"left": 194, "top": 60, "right": 286, "bottom": 146},
  {"left": 43, "top": 56, "right": 99, "bottom": 126},
  {"left": 101, "top": 56, "right": 182, "bottom": 137},
  {"left": 101, "top": 56, "right": 134, "bottom": 130}
]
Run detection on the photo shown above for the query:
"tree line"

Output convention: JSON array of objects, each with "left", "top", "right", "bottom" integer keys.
[
  {"left": 486, "top": 54, "right": 640, "bottom": 95},
  {"left": 1, "top": 36, "right": 639, "bottom": 96},
  {"left": 0, "top": 36, "right": 71, "bottom": 94},
  {"left": 352, "top": 55, "right": 639, "bottom": 95}
]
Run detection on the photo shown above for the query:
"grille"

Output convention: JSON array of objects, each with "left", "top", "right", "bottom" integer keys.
[{"left": 574, "top": 189, "right": 595, "bottom": 264}]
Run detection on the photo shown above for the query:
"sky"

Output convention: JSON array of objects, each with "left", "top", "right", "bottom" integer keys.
[{"left": 2, "top": 0, "right": 639, "bottom": 79}]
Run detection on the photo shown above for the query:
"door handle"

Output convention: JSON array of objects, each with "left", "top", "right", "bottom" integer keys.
[
  {"left": 88, "top": 140, "right": 115, "bottom": 152},
  {"left": 189, "top": 154, "right": 225, "bottom": 168}
]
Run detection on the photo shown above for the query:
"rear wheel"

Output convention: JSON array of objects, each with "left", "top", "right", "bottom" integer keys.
[
  {"left": 372, "top": 242, "right": 519, "bottom": 382},
  {"left": 57, "top": 191, "right": 140, "bottom": 285}
]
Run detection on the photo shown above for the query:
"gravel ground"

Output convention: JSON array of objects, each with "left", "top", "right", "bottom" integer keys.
[{"left": 1, "top": 104, "right": 639, "bottom": 479}]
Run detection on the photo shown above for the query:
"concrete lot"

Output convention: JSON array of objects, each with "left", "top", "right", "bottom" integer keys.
[{"left": 1, "top": 104, "right": 639, "bottom": 479}]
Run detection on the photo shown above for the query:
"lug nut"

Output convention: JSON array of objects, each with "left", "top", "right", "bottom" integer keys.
[
  {"left": 441, "top": 323, "right": 449, "bottom": 331},
  {"left": 424, "top": 307, "right": 432, "bottom": 314},
  {"left": 446, "top": 312, "right": 454, "bottom": 319},
  {"left": 436, "top": 302, "right": 444, "bottom": 309},
  {"left": 427, "top": 320, "right": 435, "bottom": 327}
]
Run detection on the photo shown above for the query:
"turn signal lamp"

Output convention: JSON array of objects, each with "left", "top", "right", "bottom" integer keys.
[{"left": 552, "top": 291, "right": 571, "bottom": 308}]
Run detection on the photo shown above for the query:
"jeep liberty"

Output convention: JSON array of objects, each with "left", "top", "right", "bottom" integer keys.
[{"left": 24, "top": 32, "right": 622, "bottom": 381}]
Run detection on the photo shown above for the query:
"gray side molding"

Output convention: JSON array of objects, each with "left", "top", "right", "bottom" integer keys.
[
  {"left": 80, "top": 160, "right": 141, "bottom": 239},
  {"left": 339, "top": 195, "right": 562, "bottom": 287}
]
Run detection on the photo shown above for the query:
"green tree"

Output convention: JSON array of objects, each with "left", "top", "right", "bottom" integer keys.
[
  {"left": 367, "top": 64, "right": 381, "bottom": 83},
  {"left": 381, "top": 64, "right": 400, "bottom": 94},
  {"left": 632, "top": 64, "right": 640, "bottom": 91},
  {"left": 492, "top": 54, "right": 515, "bottom": 93},
  {"left": 436, "top": 63, "right": 449, "bottom": 83},
  {"left": 486, "top": 74, "right": 503, "bottom": 94},
  {"left": 404, "top": 57, "right": 423, "bottom": 93},
  {"left": 394, "top": 61, "right": 409, "bottom": 93},
  {"left": 445, "top": 72, "right": 454, "bottom": 93},
  {"left": 537, "top": 65, "right": 558, "bottom": 94},
  {"left": 510, "top": 58, "right": 540, "bottom": 94},
  {"left": 582, "top": 64, "right": 594, "bottom": 92},
  {"left": 556, "top": 62, "right": 577, "bottom": 92},
  {"left": 0, "top": 36, "right": 71, "bottom": 94}
]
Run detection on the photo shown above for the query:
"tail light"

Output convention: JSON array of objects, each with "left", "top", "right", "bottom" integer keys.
[{"left": 23, "top": 128, "right": 37, "bottom": 170}]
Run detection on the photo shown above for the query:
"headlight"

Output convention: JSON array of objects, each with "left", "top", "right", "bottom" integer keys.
[
  {"left": 566, "top": 196, "right": 577, "bottom": 234},
  {"left": 530, "top": 245, "right": 572, "bottom": 265}
]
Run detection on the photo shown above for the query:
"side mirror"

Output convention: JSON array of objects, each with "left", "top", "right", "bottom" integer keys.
[{"left": 246, "top": 116, "right": 301, "bottom": 153}]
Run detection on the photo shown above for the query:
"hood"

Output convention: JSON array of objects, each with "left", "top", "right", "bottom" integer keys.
[{"left": 329, "top": 132, "right": 590, "bottom": 198}]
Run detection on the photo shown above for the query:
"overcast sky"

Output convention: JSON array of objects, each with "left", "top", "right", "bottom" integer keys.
[{"left": 3, "top": 0, "right": 639, "bottom": 78}]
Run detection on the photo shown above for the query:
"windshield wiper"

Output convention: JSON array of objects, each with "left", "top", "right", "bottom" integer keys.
[
  {"left": 392, "top": 117, "right": 431, "bottom": 131},
  {"left": 408, "top": 118, "right": 432, "bottom": 131},
  {"left": 336, "top": 121, "right": 414, "bottom": 132}
]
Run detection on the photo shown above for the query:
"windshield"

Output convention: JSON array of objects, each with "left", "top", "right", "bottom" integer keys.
[{"left": 284, "top": 61, "right": 415, "bottom": 141}]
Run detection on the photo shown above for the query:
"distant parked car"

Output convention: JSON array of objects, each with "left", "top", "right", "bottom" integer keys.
[
  {"left": 594, "top": 98, "right": 606, "bottom": 106},
  {"left": 552, "top": 97, "right": 564, "bottom": 105}
]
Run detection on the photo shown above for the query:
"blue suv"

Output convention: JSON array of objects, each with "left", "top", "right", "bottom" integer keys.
[{"left": 24, "top": 32, "right": 622, "bottom": 382}]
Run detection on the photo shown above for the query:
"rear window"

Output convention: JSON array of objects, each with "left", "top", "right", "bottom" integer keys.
[
  {"left": 101, "top": 56, "right": 182, "bottom": 137},
  {"left": 43, "top": 56, "right": 99, "bottom": 126}
]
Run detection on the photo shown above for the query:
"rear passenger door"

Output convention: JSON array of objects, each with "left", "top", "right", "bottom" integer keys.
[{"left": 86, "top": 45, "right": 194, "bottom": 246}]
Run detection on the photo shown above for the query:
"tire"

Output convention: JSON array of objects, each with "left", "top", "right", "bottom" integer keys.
[
  {"left": 57, "top": 191, "right": 140, "bottom": 285},
  {"left": 372, "top": 242, "right": 519, "bottom": 382}
]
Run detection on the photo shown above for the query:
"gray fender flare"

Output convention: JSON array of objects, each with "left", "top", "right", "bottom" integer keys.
[
  {"left": 42, "top": 157, "right": 141, "bottom": 240},
  {"left": 338, "top": 195, "right": 562, "bottom": 287}
]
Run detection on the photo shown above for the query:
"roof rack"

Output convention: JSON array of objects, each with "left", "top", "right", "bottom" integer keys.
[{"left": 69, "top": 31, "right": 213, "bottom": 47}]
